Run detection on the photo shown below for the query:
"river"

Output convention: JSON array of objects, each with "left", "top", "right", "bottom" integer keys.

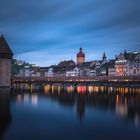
[{"left": 0, "top": 85, "right": 140, "bottom": 140}]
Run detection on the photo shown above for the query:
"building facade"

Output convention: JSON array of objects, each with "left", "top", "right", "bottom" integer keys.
[
  {"left": 108, "top": 60, "right": 116, "bottom": 76},
  {"left": 115, "top": 53, "right": 127, "bottom": 76},
  {"left": 115, "top": 51, "right": 140, "bottom": 76},
  {"left": 127, "top": 52, "right": 140, "bottom": 76},
  {"left": 66, "top": 66, "right": 80, "bottom": 77}
]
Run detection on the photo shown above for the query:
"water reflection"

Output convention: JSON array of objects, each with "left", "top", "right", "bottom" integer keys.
[
  {"left": 43, "top": 84, "right": 140, "bottom": 94},
  {"left": 76, "top": 94, "right": 86, "bottom": 121},
  {"left": 44, "top": 84, "right": 140, "bottom": 125},
  {"left": 116, "top": 95, "right": 128, "bottom": 117},
  {"left": 13, "top": 84, "right": 140, "bottom": 126},
  {"left": 0, "top": 88, "right": 11, "bottom": 139},
  {"left": 0, "top": 84, "right": 139, "bottom": 140},
  {"left": 16, "top": 93, "right": 38, "bottom": 106}
]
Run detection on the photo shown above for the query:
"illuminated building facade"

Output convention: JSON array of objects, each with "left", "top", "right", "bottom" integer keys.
[
  {"left": 115, "top": 51, "right": 140, "bottom": 76},
  {"left": 115, "top": 60, "right": 127, "bottom": 76},
  {"left": 115, "top": 55, "right": 127, "bottom": 76}
]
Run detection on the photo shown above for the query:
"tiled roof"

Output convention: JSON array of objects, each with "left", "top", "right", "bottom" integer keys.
[
  {"left": 58, "top": 60, "right": 75, "bottom": 67},
  {"left": 66, "top": 65, "right": 77, "bottom": 71},
  {"left": 90, "top": 64, "right": 96, "bottom": 70},
  {"left": 108, "top": 60, "right": 115, "bottom": 68},
  {"left": 0, "top": 35, "right": 13, "bottom": 59},
  {"left": 127, "top": 52, "right": 140, "bottom": 61}
]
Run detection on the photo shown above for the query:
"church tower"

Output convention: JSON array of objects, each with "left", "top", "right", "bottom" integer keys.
[
  {"left": 102, "top": 52, "right": 107, "bottom": 61},
  {"left": 77, "top": 48, "right": 85, "bottom": 65},
  {"left": 0, "top": 35, "right": 13, "bottom": 87}
]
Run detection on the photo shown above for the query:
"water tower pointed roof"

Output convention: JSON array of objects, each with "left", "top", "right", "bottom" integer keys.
[
  {"left": 0, "top": 35, "right": 13, "bottom": 59},
  {"left": 77, "top": 47, "right": 85, "bottom": 57}
]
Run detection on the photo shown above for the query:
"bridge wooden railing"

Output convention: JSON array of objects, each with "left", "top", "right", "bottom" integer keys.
[{"left": 11, "top": 75, "right": 140, "bottom": 83}]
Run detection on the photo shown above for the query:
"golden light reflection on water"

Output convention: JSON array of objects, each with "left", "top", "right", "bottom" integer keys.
[
  {"left": 43, "top": 84, "right": 140, "bottom": 94},
  {"left": 14, "top": 84, "right": 140, "bottom": 127},
  {"left": 93, "top": 86, "right": 99, "bottom": 93},
  {"left": 116, "top": 95, "right": 128, "bottom": 117},
  {"left": 88, "top": 86, "right": 93, "bottom": 94},
  {"left": 52, "top": 85, "right": 54, "bottom": 94},
  {"left": 77, "top": 86, "right": 86, "bottom": 94},
  {"left": 44, "top": 85, "right": 50, "bottom": 94},
  {"left": 67, "top": 86, "right": 74, "bottom": 93},
  {"left": 57, "top": 85, "right": 61, "bottom": 94},
  {"left": 100, "top": 86, "right": 103, "bottom": 92}
]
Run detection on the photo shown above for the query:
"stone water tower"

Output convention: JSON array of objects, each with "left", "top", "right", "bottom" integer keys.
[{"left": 0, "top": 35, "right": 13, "bottom": 87}]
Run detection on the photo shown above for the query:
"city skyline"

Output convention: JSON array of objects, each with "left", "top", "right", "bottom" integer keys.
[
  {"left": 14, "top": 48, "right": 139, "bottom": 67},
  {"left": 0, "top": 0, "right": 140, "bottom": 66}
]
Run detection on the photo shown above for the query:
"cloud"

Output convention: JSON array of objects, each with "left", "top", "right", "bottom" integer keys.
[{"left": 0, "top": 0, "right": 140, "bottom": 66}]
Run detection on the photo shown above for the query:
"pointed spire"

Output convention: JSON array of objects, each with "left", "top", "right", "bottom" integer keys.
[
  {"left": 102, "top": 52, "right": 107, "bottom": 61},
  {"left": 124, "top": 49, "right": 127, "bottom": 56},
  {"left": 80, "top": 47, "right": 82, "bottom": 52}
]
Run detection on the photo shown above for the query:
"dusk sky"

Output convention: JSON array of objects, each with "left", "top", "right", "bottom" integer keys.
[{"left": 0, "top": 0, "right": 140, "bottom": 66}]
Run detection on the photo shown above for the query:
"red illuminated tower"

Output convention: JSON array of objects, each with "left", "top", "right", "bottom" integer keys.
[{"left": 77, "top": 48, "right": 85, "bottom": 65}]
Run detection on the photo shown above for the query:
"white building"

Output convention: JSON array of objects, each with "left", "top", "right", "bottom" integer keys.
[
  {"left": 66, "top": 66, "right": 80, "bottom": 77},
  {"left": 19, "top": 66, "right": 31, "bottom": 77},
  {"left": 48, "top": 67, "right": 53, "bottom": 77},
  {"left": 89, "top": 65, "right": 96, "bottom": 76}
]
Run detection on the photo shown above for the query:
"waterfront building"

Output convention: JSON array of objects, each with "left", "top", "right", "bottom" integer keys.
[
  {"left": 100, "top": 61, "right": 108, "bottom": 76},
  {"left": 77, "top": 48, "right": 85, "bottom": 65},
  {"left": 89, "top": 64, "right": 96, "bottom": 76},
  {"left": 39, "top": 67, "right": 49, "bottom": 77},
  {"left": 126, "top": 52, "right": 140, "bottom": 75},
  {"left": 108, "top": 60, "right": 116, "bottom": 76},
  {"left": 66, "top": 66, "right": 80, "bottom": 77},
  {"left": 47, "top": 67, "right": 53, "bottom": 77},
  {"left": 0, "top": 35, "right": 13, "bottom": 87},
  {"left": 34, "top": 70, "right": 40, "bottom": 77},
  {"left": 95, "top": 61, "right": 102, "bottom": 76},
  {"left": 19, "top": 66, "right": 31, "bottom": 77},
  {"left": 78, "top": 62, "right": 91, "bottom": 76},
  {"left": 53, "top": 66, "right": 66, "bottom": 77},
  {"left": 115, "top": 51, "right": 140, "bottom": 76},
  {"left": 115, "top": 53, "right": 127, "bottom": 76},
  {"left": 53, "top": 60, "right": 76, "bottom": 77}
]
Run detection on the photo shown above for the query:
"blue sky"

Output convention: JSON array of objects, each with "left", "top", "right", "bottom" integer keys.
[{"left": 0, "top": 0, "right": 140, "bottom": 66}]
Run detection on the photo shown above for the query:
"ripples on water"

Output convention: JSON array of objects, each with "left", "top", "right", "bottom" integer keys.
[{"left": 0, "top": 85, "right": 140, "bottom": 140}]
